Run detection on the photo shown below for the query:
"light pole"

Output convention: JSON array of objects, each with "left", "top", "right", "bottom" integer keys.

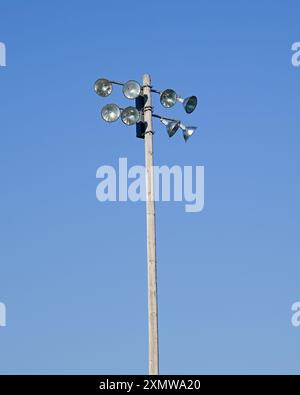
[
  {"left": 142, "top": 74, "right": 159, "bottom": 374},
  {"left": 94, "top": 73, "right": 198, "bottom": 375}
]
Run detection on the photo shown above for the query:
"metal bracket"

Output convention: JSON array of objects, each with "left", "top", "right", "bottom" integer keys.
[{"left": 144, "top": 129, "right": 155, "bottom": 135}]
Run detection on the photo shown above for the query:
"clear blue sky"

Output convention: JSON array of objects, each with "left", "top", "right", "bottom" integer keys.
[{"left": 0, "top": 0, "right": 300, "bottom": 374}]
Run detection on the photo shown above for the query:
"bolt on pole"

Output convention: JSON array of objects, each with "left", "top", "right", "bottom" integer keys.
[{"left": 143, "top": 73, "right": 159, "bottom": 375}]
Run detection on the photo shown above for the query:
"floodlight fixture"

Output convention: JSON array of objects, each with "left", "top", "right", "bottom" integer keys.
[
  {"left": 160, "top": 89, "right": 177, "bottom": 108},
  {"left": 160, "top": 89, "right": 197, "bottom": 114},
  {"left": 94, "top": 78, "right": 113, "bottom": 97},
  {"left": 123, "top": 80, "right": 141, "bottom": 99},
  {"left": 121, "top": 106, "right": 140, "bottom": 125},
  {"left": 160, "top": 118, "right": 181, "bottom": 137},
  {"left": 101, "top": 103, "right": 121, "bottom": 122},
  {"left": 180, "top": 124, "right": 197, "bottom": 142},
  {"left": 180, "top": 95, "right": 197, "bottom": 114}
]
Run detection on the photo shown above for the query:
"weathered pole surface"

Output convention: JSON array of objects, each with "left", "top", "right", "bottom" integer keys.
[{"left": 143, "top": 73, "right": 159, "bottom": 375}]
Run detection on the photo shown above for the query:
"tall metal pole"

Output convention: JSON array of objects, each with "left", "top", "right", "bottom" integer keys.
[{"left": 143, "top": 73, "right": 159, "bottom": 375}]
